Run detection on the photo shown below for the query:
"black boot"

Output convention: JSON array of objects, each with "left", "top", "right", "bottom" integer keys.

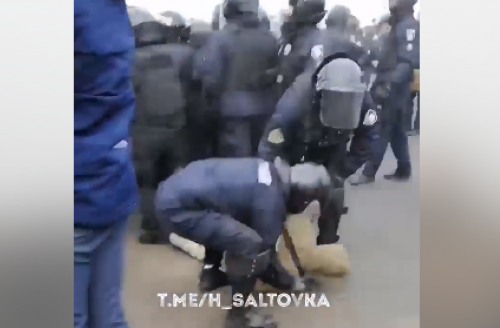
[
  {"left": 199, "top": 249, "right": 229, "bottom": 292},
  {"left": 259, "top": 251, "right": 305, "bottom": 291},
  {"left": 225, "top": 277, "right": 277, "bottom": 328},
  {"left": 138, "top": 230, "right": 161, "bottom": 245},
  {"left": 384, "top": 167, "right": 411, "bottom": 181},
  {"left": 316, "top": 204, "right": 341, "bottom": 245}
]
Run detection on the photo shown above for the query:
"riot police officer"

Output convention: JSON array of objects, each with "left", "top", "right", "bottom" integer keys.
[
  {"left": 324, "top": 5, "right": 370, "bottom": 74},
  {"left": 195, "top": 0, "right": 278, "bottom": 158},
  {"left": 258, "top": 54, "right": 379, "bottom": 246},
  {"left": 131, "top": 10, "right": 195, "bottom": 245},
  {"left": 275, "top": 0, "right": 327, "bottom": 99},
  {"left": 350, "top": 0, "right": 419, "bottom": 185},
  {"left": 212, "top": 3, "right": 271, "bottom": 31}
]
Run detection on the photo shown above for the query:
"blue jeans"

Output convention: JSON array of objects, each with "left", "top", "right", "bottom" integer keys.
[
  {"left": 362, "top": 119, "right": 411, "bottom": 178},
  {"left": 74, "top": 219, "right": 129, "bottom": 328}
]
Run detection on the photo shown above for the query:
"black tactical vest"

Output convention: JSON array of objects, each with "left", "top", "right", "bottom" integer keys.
[{"left": 223, "top": 27, "right": 276, "bottom": 92}]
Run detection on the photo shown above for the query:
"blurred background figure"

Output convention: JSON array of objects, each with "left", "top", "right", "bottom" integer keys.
[
  {"left": 129, "top": 8, "right": 194, "bottom": 244},
  {"left": 274, "top": 0, "right": 327, "bottom": 99},
  {"left": 350, "top": 0, "right": 419, "bottom": 186},
  {"left": 195, "top": 0, "right": 278, "bottom": 158},
  {"left": 212, "top": 2, "right": 271, "bottom": 31}
]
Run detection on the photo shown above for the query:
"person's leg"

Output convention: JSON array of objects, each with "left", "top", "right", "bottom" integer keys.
[
  {"left": 350, "top": 122, "right": 392, "bottom": 185},
  {"left": 199, "top": 247, "right": 227, "bottom": 292},
  {"left": 74, "top": 226, "right": 112, "bottom": 328},
  {"left": 74, "top": 229, "right": 92, "bottom": 328},
  {"left": 404, "top": 93, "right": 414, "bottom": 132},
  {"left": 89, "top": 219, "right": 130, "bottom": 328},
  {"left": 385, "top": 119, "right": 412, "bottom": 180},
  {"left": 217, "top": 118, "right": 252, "bottom": 158}
]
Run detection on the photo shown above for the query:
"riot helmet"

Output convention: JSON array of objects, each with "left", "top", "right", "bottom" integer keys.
[
  {"left": 258, "top": 8, "right": 271, "bottom": 30},
  {"left": 325, "top": 5, "right": 351, "bottom": 31},
  {"left": 188, "top": 20, "right": 212, "bottom": 49},
  {"left": 127, "top": 6, "right": 155, "bottom": 27},
  {"left": 375, "top": 13, "right": 391, "bottom": 35},
  {"left": 279, "top": 159, "right": 331, "bottom": 214},
  {"left": 312, "top": 55, "right": 366, "bottom": 130},
  {"left": 128, "top": 6, "right": 169, "bottom": 47},
  {"left": 158, "top": 11, "right": 189, "bottom": 43},
  {"left": 288, "top": 0, "right": 326, "bottom": 25},
  {"left": 389, "top": 0, "right": 417, "bottom": 17},
  {"left": 223, "top": 0, "right": 259, "bottom": 20},
  {"left": 347, "top": 15, "right": 360, "bottom": 33}
]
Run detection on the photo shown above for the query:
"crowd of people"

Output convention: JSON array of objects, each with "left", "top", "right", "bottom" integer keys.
[{"left": 74, "top": 0, "right": 420, "bottom": 327}]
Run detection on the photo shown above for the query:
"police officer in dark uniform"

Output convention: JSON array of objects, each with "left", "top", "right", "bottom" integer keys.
[
  {"left": 195, "top": 0, "right": 278, "bottom": 158},
  {"left": 275, "top": 0, "right": 326, "bottom": 99},
  {"left": 350, "top": 0, "right": 419, "bottom": 185},
  {"left": 183, "top": 20, "right": 219, "bottom": 162},
  {"left": 258, "top": 53, "right": 379, "bottom": 246},
  {"left": 212, "top": 3, "right": 271, "bottom": 31},
  {"left": 324, "top": 5, "right": 371, "bottom": 78},
  {"left": 132, "top": 11, "right": 195, "bottom": 244}
]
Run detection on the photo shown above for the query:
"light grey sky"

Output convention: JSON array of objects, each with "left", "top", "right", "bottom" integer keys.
[{"left": 126, "top": 0, "right": 419, "bottom": 26}]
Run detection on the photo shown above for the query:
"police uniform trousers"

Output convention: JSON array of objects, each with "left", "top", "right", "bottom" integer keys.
[
  {"left": 133, "top": 125, "right": 186, "bottom": 233},
  {"left": 362, "top": 109, "right": 411, "bottom": 177},
  {"left": 217, "top": 115, "right": 271, "bottom": 158}
]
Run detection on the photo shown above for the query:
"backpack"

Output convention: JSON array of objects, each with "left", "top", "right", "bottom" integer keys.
[{"left": 133, "top": 44, "right": 186, "bottom": 130}]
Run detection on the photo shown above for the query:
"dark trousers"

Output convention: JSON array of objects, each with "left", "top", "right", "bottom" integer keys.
[
  {"left": 363, "top": 118, "right": 411, "bottom": 177},
  {"left": 217, "top": 115, "right": 270, "bottom": 158},
  {"left": 133, "top": 126, "right": 185, "bottom": 232}
]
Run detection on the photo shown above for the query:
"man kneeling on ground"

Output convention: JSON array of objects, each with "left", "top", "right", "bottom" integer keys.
[{"left": 155, "top": 157, "right": 331, "bottom": 328}]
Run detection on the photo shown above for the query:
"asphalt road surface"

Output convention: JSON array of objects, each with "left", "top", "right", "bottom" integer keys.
[{"left": 123, "top": 136, "right": 420, "bottom": 328}]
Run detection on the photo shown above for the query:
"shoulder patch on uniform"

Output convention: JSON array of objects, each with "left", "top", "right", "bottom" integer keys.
[
  {"left": 407, "top": 43, "right": 413, "bottom": 51},
  {"left": 258, "top": 161, "right": 272, "bottom": 186},
  {"left": 363, "top": 109, "right": 378, "bottom": 126},
  {"left": 406, "top": 29, "right": 416, "bottom": 41},
  {"left": 268, "top": 128, "right": 285, "bottom": 144},
  {"left": 311, "top": 45, "right": 324, "bottom": 63}
]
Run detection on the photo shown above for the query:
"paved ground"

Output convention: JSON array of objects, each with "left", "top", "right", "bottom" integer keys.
[{"left": 123, "top": 136, "right": 420, "bottom": 328}]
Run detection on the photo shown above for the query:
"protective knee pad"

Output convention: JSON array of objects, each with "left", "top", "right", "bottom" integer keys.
[{"left": 225, "top": 249, "right": 272, "bottom": 277}]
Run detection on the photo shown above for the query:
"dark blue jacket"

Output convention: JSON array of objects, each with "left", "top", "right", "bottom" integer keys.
[
  {"left": 193, "top": 23, "right": 277, "bottom": 117},
  {"left": 258, "top": 76, "right": 378, "bottom": 178},
  {"left": 155, "top": 158, "right": 288, "bottom": 244},
  {"left": 74, "top": 0, "right": 138, "bottom": 228},
  {"left": 384, "top": 14, "right": 419, "bottom": 118}
]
